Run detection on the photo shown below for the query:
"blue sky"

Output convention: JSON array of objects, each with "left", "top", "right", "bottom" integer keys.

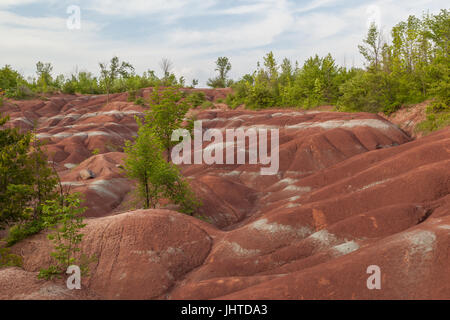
[{"left": 0, "top": 0, "right": 447, "bottom": 86}]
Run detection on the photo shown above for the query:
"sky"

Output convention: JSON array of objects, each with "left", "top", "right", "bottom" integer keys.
[{"left": 0, "top": 0, "right": 448, "bottom": 86}]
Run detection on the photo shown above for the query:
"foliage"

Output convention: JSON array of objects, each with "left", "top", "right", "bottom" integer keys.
[
  {"left": 99, "top": 56, "right": 135, "bottom": 103},
  {"left": 191, "top": 79, "right": 199, "bottom": 88},
  {"left": 0, "top": 114, "right": 58, "bottom": 248},
  {"left": 123, "top": 87, "right": 200, "bottom": 214},
  {"left": 185, "top": 91, "right": 206, "bottom": 108},
  {"left": 4, "top": 219, "right": 46, "bottom": 247},
  {"left": 123, "top": 120, "right": 200, "bottom": 214},
  {"left": 207, "top": 57, "right": 233, "bottom": 88},
  {"left": 134, "top": 97, "right": 145, "bottom": 106},
  {"left": 0, "top": 248, "right": 22, "bottom": 268},
  {"left": 145, "top": 87, "right": 191, "bottom": 156},
  {"left": 223, "top": 10, "right": 449, "bottom": 119},
  {"left": 38, "top": 193, "right": 92, "bottom": 280},
  {"left": 200, "top": 101, "right": 215, "bottom": 109},
  {"left": 416, "top": 101, "right": 450, "bottom": 134},
  {"left": 0, "top": 65, "right": 32, "bottom": 99}
]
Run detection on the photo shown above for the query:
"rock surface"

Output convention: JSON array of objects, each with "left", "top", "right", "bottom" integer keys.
[{"left": 0, "top": 91, "right": 449, "bottom": 300}]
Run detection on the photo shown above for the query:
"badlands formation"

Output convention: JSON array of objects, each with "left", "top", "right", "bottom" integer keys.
[{"left": 0, "top": 88, "right": 449, "bottom": 300}]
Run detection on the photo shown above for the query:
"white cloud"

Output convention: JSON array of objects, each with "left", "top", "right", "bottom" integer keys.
[
  {"left": 0, "top": 0, "right": 47, "bottom": 8},
  {"left": 85, "top": 0, "right": 217, "bottom": 17},
  {"left": 0, "top": 0, "right": 448, "bottom": 87},
  {"left": 168, "top": 0, "right": 294, "bottom": 50},
  {"left": 294, "top": 0, "right": 340, "bottom": 13}
]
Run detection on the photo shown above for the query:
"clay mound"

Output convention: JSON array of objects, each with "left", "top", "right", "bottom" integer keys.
[
  {"left": 9, "top": 210, "right": 213, "bottom": 300},
  {"left": 58, "top": 152, "right": 132, "bottom": 217},
  {"left": 217, "top": 214, "right": 450, "bottom": 300},
  {"left": 140, "top": 87, "right": 233, "bottom": 102},
  {"left": 1, "top": 90, "right": 449, "bottom": 300},
  {"left": 382, "top": 101, "right": 428, "bottom": 138},
  {"left": 0, "top": 268, "right": 99, "bottom": 300}
]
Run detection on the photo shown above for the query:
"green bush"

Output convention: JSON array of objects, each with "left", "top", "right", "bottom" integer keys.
[
  {"left": 134, "top": 97, "right": 145, "bottom": 106},
  {"left": 127, "top": 89, "right": 137, "bottom": 102},
  {"left": 200, "top": 101, "right": 214, "bottom": 109},
  {"left": 186, "top": 91, "right": 206, "bottom": 108},
  {"left": 0, "top": 248, "right": 23, "bottom": 268},
  {"left": 38, "top": 194, "right": 94, "bottom": 280},
  {"left": 5, "top": 85, "right": 34, "bottom": 99},
  {"left": 4, "top": 219, "right": 46, "bottom": 247},
  {"left": 416, "top": 100, "right": 450, "bottom": 134}
]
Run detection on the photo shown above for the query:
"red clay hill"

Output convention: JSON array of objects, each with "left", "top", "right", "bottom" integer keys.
[{"left": 0, "top": 88, "right": 449, "bottom": 300}]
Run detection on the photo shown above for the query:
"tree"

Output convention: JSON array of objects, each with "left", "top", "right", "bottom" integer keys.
[
  {"left": 38, "top": 193, "right": 94, "bottom": 280},
  {"left": 0, "top": 65, "right": 30, "bottom": 99},
  {"left": 0, "top": 112, "right": 33, "bottom": 229},
  {"left": 358, "top": 22, "right": 384, "bottom": 71},
  {"left": 159, "top": 58, "right": 173, "bottom": 79},
  {"left": 0, "top": 65, "right": 24, "bottom": 91},
  {"left": 124, "top": 119, "right": 199, "bottom": 214},
  {"left": 0, "top": 113, "right": 58, "bottom": 246},
  {"left": 36, "top": 61, "right": 53, "bottom": 91},
  {"left": 99, "top": 56, "right": 134, "bottom": 104},
  {"left": 29, "top": 129, "right": 58, "bottom": 219},
  {"left": 279, "top": 58, "right": 293, "bottom": 86},
  {"left": 263, "top": 51, "right": 278, "bottom": 82},
  {"left": 145, "top": 87, "right": 190, "bottom": 158},
  {"left": 207, "top": 57, "right": 232, "bottom": 88}
]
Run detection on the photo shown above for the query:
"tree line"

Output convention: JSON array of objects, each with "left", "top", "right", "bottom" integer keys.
[
  {"left": 0, "top": 56, "right": 197, "bottom": 102},
  {"left": 226, "top": 10, "right": 448, "bottom": 116}
]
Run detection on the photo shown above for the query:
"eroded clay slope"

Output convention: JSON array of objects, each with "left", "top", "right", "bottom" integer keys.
[{"left": 1, "top": 91, "right": 449, "bottom": 299}]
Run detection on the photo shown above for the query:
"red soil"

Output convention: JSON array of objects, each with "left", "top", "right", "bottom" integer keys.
[{"left": 0, "top": 90, "right": 448, "bottom": 300}]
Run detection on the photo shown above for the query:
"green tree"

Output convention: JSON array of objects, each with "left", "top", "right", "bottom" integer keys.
[
  {"left": 0, "top": 65, "right": 30, "bottom": 99},
  {"left": 0, "top": 113, "right": 33, "bottom": 229},
  {"left": 38, "top": 193, "right": 93, "bottom": 280},
  {"left": 124, "top": 120, "right": 199, "bottom": 214},
  {"left": 358, "top": 22, "right": 384, "bottom": 71},
  {"left": 207, "top": 57, "right": 232, "bottom": 88},
  {"left": 28, "top": 130, "right": 58, "bottom": 219},
  {"left": 99, "top": 56, "right": 134, "bottom": 104},
  {"left": 191, "top": 79, "right": 199, "bottom": 88},
  {"left": 35, "top": 62, "right": 54, "bottom": 92},
  {"left": 145, "top": 87, "right": 190, "bottom": 158},
  {"left": 279, "top": 58, "right": 293, "bottom": 87},
  {"left": 0, "top": 113, "right": 58, "bottom": 246}
]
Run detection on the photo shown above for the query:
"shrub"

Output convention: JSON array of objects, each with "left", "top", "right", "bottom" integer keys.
[
  {"left": 416, "top": 100, "right": 450, "bottom": 134},
  {"left": 0, "top": 114, "right": 58, "bottom": 231},
  {"left": 5, "top": 85, "right": 34, "bottom": 99},
  {"left": 200, "top": 101, "right": 214, "bottom": 109},
  {"left": 186, "top": 91, "right": 206, "bottom": 108},
  {"left": 4, "top": 219, "right": 46, "bottom": 247},
  {"left": 0, "top": 248, "right": 23, "bottom": 268},
  {"left": 134, "top": 97, "right": 145, "bottom": 106},
  {"left": 38, "top": 194, "right": 94, "bottom": 280},
  {"left": 127, "top": 89, "right": 137, "bottom": 102}
]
